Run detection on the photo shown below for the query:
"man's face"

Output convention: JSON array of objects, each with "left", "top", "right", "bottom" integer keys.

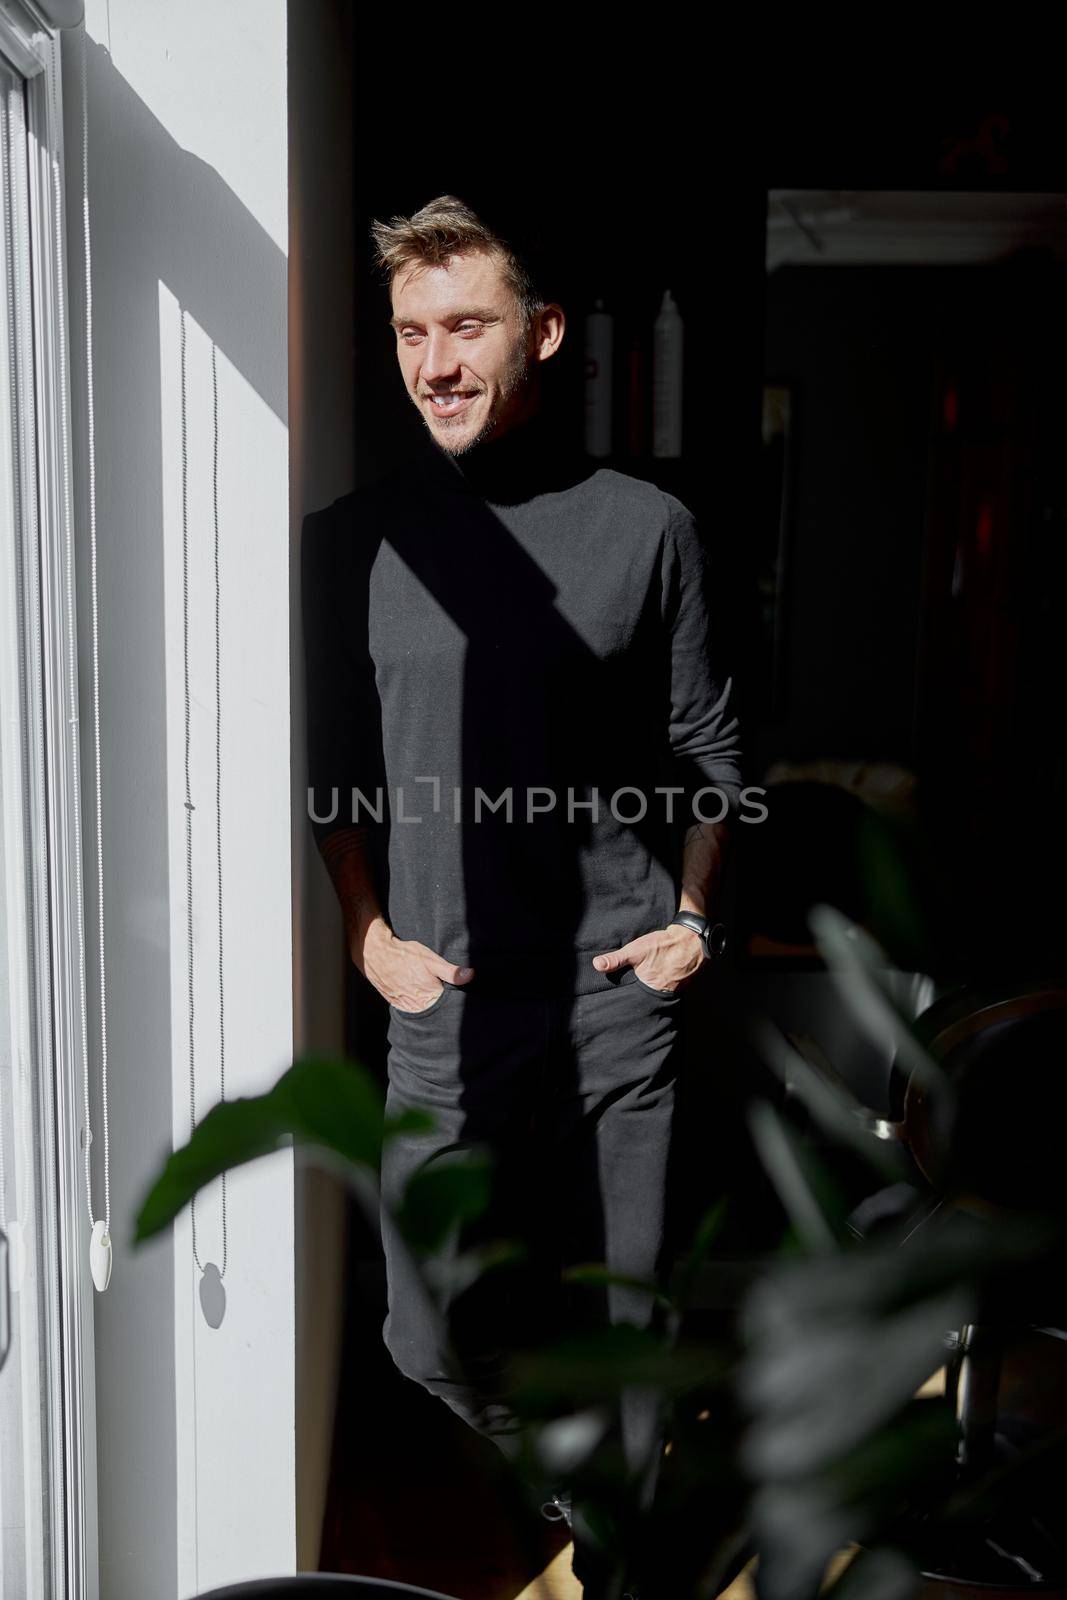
[{"left": 389, "top": 249, "right": 538, "bottom": 454}]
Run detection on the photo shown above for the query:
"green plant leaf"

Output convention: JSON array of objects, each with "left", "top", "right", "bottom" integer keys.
[
  {"left": 561, "top": 1262, "right": 674, "bottom": 1309},
  {"left": 750, "top": 1020, "right": 906, "bottom": 1185},
  {"left": 750, "top": 1409, "right": 950, "bottom": 1600},
  {"left": 397, "top": 1147, "right": 494, "bottom": 1253},
  {"left": 807, "top": 905, "right": 950, "bottom": 1109},
  {"left": 670, "top": 1195, "right": 730, "bottom": 1312},
  {"left": 385, "top": 1106, "right": 437, "bottom": 1139},
  {"left": 747, "top": 1101, "right": 845, "bottom": 1255},
  {"left": 741, "top": 1292, "right": 965, "bottom": 1481},
  {"left": 135, "top": 1094, "right": 293, "bottom": 1243},
  {"left": 820, "top": 1544, "right": 919, "bottom": 1600},
  {"left": 421, "top": 1238, "right": 526, "bottom": 1299},
  {"left": 533, "top": 1407, "right": 614, "bottom": 1477},
  {"left": 507, "top": 1323, "right": 728, "bottom": 1413},
  {"left": 277, "top": 1055, "right": 389, "bottom": 1165},
  {"left": 134, "top": 1054, "right": 410, "bottom": 1246}
]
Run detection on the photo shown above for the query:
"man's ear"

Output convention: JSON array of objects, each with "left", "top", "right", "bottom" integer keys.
[{"left": 533, "top": 303, "right": 565, "bottom": 364}]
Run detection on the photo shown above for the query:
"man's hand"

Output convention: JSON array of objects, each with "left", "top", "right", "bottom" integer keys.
[
  {"left": 318, "top": 828, "right": 474, "bottom": 1012},
  {"left": 591, "top": 923, "right": 705, "bottom": 992},
  {"left": 359, "top": 919, "right": 474, "bottom": 1013}
]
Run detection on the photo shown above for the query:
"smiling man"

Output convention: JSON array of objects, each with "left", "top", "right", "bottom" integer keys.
[
  {"left": 390, "top": 243, "right": 540, "bottom": 450},
  {"left": 302, "top": 195, "right": 743, "bottom": 1599}
]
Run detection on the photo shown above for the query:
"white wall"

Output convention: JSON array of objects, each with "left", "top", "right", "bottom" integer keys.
[{"left": 62, "top": 6, "right": 295, "bottom": 1596}]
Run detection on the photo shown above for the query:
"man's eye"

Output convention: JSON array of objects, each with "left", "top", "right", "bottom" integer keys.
[
  {"left": 457, "top": 324, "right": 482, "bottom": 335},
  {"left": 400, "top": 331, "right": 422, "bottom": 342}
]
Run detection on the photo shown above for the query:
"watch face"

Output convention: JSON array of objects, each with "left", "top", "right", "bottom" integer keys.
[{"left": 707, "top": 922, "right": 727, "bottom": 958}]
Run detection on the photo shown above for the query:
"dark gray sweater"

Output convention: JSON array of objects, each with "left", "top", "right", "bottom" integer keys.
[{"left": 301, "top": 411, "right": 743, "bottom": 996}]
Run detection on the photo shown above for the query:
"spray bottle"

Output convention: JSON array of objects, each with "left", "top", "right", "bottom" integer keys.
[{"left": 652, "top": 289, "right": 684, "bottom": 459}]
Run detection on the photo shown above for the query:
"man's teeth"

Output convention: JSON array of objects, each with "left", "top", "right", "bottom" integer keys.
[{"left": 430, "top": 394, "right": 473, "bottom": 405}]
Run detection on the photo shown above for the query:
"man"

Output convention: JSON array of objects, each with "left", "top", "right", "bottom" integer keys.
[{"left": 302, "top": 195, "right": 743, "bottom": 1597}]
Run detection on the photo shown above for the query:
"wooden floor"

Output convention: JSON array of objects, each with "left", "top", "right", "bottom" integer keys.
[
  {"left": 511, "top": 1549, "right": 777, "bottom": 1599},
  {"left": 503, "top": 1543, "right": 858, "bottom": 1598},
  {"left": 512, "top": 1544, "right": 765, "bottom": 1599}
]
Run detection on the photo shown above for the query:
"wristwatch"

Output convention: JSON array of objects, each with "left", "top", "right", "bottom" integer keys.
[{"left": 670, "top": 910, "right": 727, "bottom": 960}]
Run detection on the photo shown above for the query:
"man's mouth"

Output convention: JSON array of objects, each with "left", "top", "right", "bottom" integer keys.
[{"left": 425, "top": 391, "right": 480, "bottom": 418}]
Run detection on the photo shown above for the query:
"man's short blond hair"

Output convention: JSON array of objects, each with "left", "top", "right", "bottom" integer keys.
[{"left": 370, "top": 194, "right": 547, "bottom": 328}]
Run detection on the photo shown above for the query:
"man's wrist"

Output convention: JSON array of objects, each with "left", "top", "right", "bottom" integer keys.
[
  {"left": 670, "top": 909, "right": 727, "bottom": 960},
  {"left": 667, "top": 921, "right": 707, "bottom": 966},
  {"left": 353, "top": 913, "right": 392, "bottom": 970}
]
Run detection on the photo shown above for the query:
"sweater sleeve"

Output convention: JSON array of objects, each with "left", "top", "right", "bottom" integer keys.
[
  {"left": 660, "top": 500, "right": 743, "bottom": 824},
  {"left": 300, "top": 498, "right": 386, "bottom": 852}
]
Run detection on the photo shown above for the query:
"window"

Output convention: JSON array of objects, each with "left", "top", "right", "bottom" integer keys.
[{"left": 1, "top": 16, "right": 96, "bottom": 1599}]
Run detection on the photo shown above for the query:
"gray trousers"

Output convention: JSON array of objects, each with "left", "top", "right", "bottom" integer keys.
[{"left": 378, "top": 972, "right": 684, "bottom": 1488}]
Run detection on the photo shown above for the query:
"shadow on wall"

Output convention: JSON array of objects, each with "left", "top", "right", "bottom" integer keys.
[{"left": 62, "top": 27, "right": 289, "bottom": 1597}]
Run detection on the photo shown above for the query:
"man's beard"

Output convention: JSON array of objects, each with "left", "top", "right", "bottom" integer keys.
[{"left": 423, "top": 333, "right": 534, "bottom": 456}]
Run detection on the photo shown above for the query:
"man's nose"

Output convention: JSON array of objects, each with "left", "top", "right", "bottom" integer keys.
[{"left": 420, "top": 330, "right": 460, "bottom": 386}]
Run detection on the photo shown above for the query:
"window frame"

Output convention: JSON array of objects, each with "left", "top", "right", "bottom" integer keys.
[{"left": 1, "top": 8, "right": 98, "bottom": 1598}]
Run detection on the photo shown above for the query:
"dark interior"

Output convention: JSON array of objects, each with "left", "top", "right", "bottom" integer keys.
[{"left": 317, "top": 94, "right": 1067, "bottom": 1593}]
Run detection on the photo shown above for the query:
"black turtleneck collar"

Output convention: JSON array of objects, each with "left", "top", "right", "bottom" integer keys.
[{"left": 419, "top": 407, "right": 592, "bottom": 506}]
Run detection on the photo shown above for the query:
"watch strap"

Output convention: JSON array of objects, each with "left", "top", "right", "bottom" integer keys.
[{"left": 670, "top": 911, "right": 727, "bottom": 959}]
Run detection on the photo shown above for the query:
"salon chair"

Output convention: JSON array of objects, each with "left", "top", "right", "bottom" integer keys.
[{"left": 832, "top": 983, "right": 1067, "bottom": 1592}]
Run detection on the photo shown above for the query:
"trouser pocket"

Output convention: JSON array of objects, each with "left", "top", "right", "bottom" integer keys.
[
  {"left": 632, "top": 970, "right": 683, "bottom": 999},
  {"left": 388, "top": 981, "right": 455, "bottom": 1018}
]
